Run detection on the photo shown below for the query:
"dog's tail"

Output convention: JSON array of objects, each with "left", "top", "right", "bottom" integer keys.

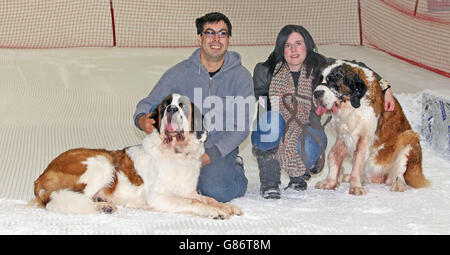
[
  {"left": 30, "top": 179, "right": 50, "bottom": 208},
  {"left": 28, "top": 198, "right": 45, "bottom": 208},
  {"left": 43, "top": 189, "right": 98, "bottom": 214},
  {"left": 402, "top": 131, "right": 430, "bottom": 189}
]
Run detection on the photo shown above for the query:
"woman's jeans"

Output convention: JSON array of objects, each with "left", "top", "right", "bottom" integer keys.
[
  {"left": 251, "top": 111, "right": 327, "bottom": 170},
  {"left": 197, "top": 148, "right": 248, "bottom": 203}
]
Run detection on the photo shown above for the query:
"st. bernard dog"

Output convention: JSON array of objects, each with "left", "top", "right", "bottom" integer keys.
[
  {"left": 32, "top": 93, "right": 242, "bottom": 219},
  {"left": 313, "top": 60, "right": 429, "bottom": 195}
]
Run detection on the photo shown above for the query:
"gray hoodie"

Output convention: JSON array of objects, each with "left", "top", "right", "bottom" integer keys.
[{"left": 134, "top": 48, "right": 254, "bottom": 161}]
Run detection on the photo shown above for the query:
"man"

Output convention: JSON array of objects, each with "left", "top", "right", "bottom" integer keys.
[{"left": 133, "top": 12, "right": 254, "bottom": 203}]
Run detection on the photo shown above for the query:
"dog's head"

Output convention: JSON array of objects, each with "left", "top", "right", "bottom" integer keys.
[
  {"left": 150, "top": 94, "right": 207, "bottom": 148},
  {"left": 313, "top": 62, "right": 368, "bottom": 116}
]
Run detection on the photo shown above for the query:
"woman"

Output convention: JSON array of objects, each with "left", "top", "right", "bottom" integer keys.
[{"left": 252, "top": 25, "right": 395, "bottom": 199}]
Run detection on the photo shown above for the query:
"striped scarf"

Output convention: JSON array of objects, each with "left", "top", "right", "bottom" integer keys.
[{"left": 269, "top": 62, "right": 313, "bottom": 177}]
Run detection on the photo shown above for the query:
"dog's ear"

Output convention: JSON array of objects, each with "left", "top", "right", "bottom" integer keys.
[
  {"left": 346, "top": 76, "right": 367, "bottom": 108},
  {"left": 149, "top": 106, "right": 160, "bottom": 133},
  {"left": 190, "top": 102, "right": 203, "bottom": 131},
  {"left": 190, "top": 102, "right": 207, "bottom": 142}
]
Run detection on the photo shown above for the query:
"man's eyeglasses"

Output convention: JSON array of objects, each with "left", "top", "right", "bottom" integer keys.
[{"left": 201, "top": 29, "right": 229, "bottom": 38}]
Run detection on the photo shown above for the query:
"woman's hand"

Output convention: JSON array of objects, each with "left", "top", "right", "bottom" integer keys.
[{"left": 384, "top": 88, "right": 395, "bottom": 112}]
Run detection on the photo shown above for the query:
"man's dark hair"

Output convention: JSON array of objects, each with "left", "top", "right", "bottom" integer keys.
[{"left": 195, "top": 12, "right": 232, "bottom": 36}]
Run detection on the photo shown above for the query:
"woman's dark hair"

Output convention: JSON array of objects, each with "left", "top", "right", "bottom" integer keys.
[
  {"left": 264, "top": 25, "right": 325, "bottom": 78},
  {"left": 195, "top": 12, "right": 232, "bottom": 36}
]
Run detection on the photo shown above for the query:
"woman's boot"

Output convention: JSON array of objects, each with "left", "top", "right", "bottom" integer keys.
[{"left": 253, "top": 145, "right": 281, "bottom": 199}]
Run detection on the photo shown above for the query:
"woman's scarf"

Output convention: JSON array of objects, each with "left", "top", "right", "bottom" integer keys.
[{"left": 269, "top": 62, "right": 313, "bottom": 177}]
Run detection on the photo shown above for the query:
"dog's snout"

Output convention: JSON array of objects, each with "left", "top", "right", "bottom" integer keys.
[
  {"left": 167, "top": 105, "right": 179, "bottom": 114},
  {"left": 314, "top": 90, "right": 325, "bottom": 99}
]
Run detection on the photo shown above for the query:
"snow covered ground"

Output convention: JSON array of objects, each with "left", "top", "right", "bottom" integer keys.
[{"left": 0, "top": 45, "right": 449, "bottom": 235}]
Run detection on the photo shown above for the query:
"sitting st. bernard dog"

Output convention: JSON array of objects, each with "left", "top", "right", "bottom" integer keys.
[
  {"left": 313, "top": 60, "right": 429, "bottom": 195},
  {"left": 32, "top": 93, "right": 242, "bottom": 219}
]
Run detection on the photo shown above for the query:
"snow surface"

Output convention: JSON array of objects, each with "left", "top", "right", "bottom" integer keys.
[{"left": 0, "top": 45, "right": 449, "bottom": 235}]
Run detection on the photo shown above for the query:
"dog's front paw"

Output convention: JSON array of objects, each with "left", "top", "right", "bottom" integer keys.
[
  {"left": 222, "top": 204, "right": 243, "bottom": 216},
  {"left": 202, "top": 206, "right": 230, "bottom": 220},
  {"left": 315, "top": 179, "right": 339, "bottom": 190},
  {"left": 349, "top": 186, "right": 367, "bottom": 196},
  {"left": 94, "top": 201, "right": 117, "bottom": 214}
]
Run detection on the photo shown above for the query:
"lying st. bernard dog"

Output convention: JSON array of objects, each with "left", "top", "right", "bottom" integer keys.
[
  {"left": 313, "top": 60, "right": 429, "bottom": 195},
  {"left": 32, "top": 93, "right": 242, "bottom": 219}
]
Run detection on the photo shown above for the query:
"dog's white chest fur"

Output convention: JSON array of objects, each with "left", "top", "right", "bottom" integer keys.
[
  {"left": 331, "top": 98, "right": 378, "bottom": 154},
  {"left": 126, "top": 131, "right": 203, "bottom": 206}
]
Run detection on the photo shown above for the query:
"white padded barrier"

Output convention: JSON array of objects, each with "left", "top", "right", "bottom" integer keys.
[{"left": 421, "top": 90, "right": 450, "bottom": 160}]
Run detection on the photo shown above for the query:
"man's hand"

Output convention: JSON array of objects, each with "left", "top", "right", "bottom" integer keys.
[
  {"left": 384, "top": 88, "right": 395, "bottom": 112},
  {"left": 138, "top": 113, "right": 156, "bottom": 134},
  {"left": 201, "top": 153, "right": 211, "bottom": 168}
]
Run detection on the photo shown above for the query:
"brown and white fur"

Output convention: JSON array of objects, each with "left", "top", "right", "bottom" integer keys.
[
  {"left": 32, "top": 93, "right": 242, "bottom": 219},
  {"left": 313, "top": 60, "right": 429, "bottom": 195}
]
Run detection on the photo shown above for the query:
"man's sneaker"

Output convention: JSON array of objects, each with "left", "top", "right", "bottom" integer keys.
[
  {"left": 261, "top": 187, "right": 281, "bottom": 199},
  {"left": 235, "top": 155, "right": 244, "bottom": 169},
  {"left": 285, "top": 176, "right": 308, "bottom": 191}
]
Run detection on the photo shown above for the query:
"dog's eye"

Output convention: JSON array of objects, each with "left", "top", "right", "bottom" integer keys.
[{"left": 179, "top": 103, "right": 183, "bottom": 108}]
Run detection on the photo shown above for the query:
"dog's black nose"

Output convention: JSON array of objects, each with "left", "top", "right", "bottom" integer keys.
[
  {"left": 167, "top": 105, "right": 179, "bottom": 114},
  {"left": 314, "top": 90, "right": 324, "bottom": 99}
]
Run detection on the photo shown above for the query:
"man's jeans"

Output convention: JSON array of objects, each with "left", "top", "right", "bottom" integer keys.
[
  {"left": 197, "top": 148, "right": 248, "bottom": 203},
  {"left": 251, "top": 111, "right": 327, "bottom": 169}
]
